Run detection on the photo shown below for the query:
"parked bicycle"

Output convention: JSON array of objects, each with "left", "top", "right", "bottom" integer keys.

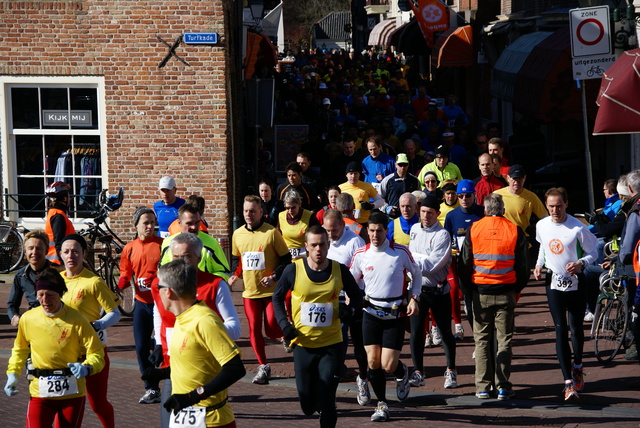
[
  {"left": 591, "top": 258, "right": 630, "bottom": 364},
  {"left": 79, "top": 187, "right": 135, "bottom": 316},
  {"left": 0, "top": 220, "right": 28, "bottom": 274}
]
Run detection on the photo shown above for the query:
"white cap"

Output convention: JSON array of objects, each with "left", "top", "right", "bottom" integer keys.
[
  {"left": 319, "top": 82, "right": 327, "bottom": 89},
  {"left": 158, "top": 176, "right": 176, "bottom": 190},
  {"left": 322, "top": 98, "right": 331, "bottom": 105}
]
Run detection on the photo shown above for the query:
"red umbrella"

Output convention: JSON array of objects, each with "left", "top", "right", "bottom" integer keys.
[{"left": 593, "top": 48, "right": 640, "bottom": 135}]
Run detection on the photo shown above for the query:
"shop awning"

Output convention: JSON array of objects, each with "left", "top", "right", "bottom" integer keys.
[
  {"left": 513, "top": 28, "right": 586, "bottom": 122},
  {"left": 431, "top": 25, "right": 473, "bottom": 68},
  {"left": 594, "top": 48, "right": 640, "bottom": 135},
  {"left": 490, "top": 31, "right": 553, "bottom": 101},
  {"left": 395, "top": 19, "right": 429, "bottom": 56},
  {"left": 368, "top": 19, "right": 397, "bottom": 47},
  {"left": 388, "top": 20, "right": 411, "bottom": 47}
]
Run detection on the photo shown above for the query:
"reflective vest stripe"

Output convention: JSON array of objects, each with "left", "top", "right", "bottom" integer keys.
[{"left": 474, "top": 253, "right": 515, "bottom": 261}]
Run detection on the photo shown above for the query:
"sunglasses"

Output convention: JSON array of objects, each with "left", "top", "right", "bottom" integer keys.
[
  {"left": 425, "top": 179, "right": 437, "bottom": 183},
  {"left": 157, "top": 284, "right": 169, "bottom": 289},
  {"left": 458, "top": 193, "right": 474, "bottom": 199}
]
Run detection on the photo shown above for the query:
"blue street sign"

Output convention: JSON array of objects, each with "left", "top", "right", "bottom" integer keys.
[{"left": 183, "top": 33, "right": 219, "bottom": 45}]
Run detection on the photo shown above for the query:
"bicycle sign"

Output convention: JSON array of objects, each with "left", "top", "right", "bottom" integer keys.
[{"left": 572, "top": 53, "right": 616, "bottom": 80}]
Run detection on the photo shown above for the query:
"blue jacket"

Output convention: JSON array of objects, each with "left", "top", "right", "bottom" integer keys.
[
  {"left": 362, "top": 153, "right": 396, "bottom": 184},
  {"left": 7, "top": 261, "right": 52, "bottom": 320}
]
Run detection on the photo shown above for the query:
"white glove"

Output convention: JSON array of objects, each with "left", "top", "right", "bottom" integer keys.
[
  {"left": 67, "top": 363, "right": 89, "bottom": 379},
  {"left": 4, "top": 373, "right": 18, "bottom": 397}
]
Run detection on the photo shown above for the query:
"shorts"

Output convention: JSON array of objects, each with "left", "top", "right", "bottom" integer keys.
[{"left": 362, "top": 311, "right": 405, "bottom": 350}]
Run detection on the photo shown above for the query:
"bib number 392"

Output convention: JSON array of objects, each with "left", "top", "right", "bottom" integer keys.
[
  {"left": 169, "top": 406, "right": 206, "bottom": 428},
  {"left": 300, "top": 302, "right": 333, "bottom": 327},
  {"left": 551, "top": 273, "right": 578, "bottom": 292},
  {"left": 38, "top": 375, "right": 78, "bottom": 398}
]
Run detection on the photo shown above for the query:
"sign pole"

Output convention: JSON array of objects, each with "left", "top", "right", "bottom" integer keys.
[{"left": 580, "top": 80, "right": 595, "bottom": 212}]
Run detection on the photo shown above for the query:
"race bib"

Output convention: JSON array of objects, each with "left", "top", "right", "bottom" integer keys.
[
  {"left": 289, "top": 247, "right": 306, "bottom": 259},
  {"left": 137, "top": 277, "right": 151, "bottom": 292},
  {"left": 242, "top": 251, "right": 266, "bottom": 271},
  {"left": 551, "top": 273, "right": 578, "bottom": 292},
  {"left": 166, "top": 327, "right": 174, "bottom": 356},
  {"left": 169, "top": 406, "right": 206, "bottom": 428},
  {"left": 300, "top": 302, "right": 333, "bottom": 327},
  {"left": 38, "top": 375, "right": 78, "bottom": 398},
  {"left": 96, "top": 328, "right": 108, "bottom": 345}
]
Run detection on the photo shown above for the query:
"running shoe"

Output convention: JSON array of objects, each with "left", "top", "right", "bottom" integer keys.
[
  {"left": 396, "top": 362, "right": 410, "bottom": 401},
  {"left": 454, "top": 324, "right": 464, "bottom": 340},
  {"left": 563, "top": 381, "right": 579, "bottom": 401},
  {"left": 424, "top": 333, "right": 433, "bottom": 348},
  {"left": 281, "top": 337, "right": 293, "bottom": 353},
  {"left": 356, "top": 375, "right": 371, "bottom": 406},
  {"left": 252, "top": 364, "right": 271, "bottom": 385},
  {"left": 583, "top": 311, "right": 594, "bottom": 322},
  {"left": 497, "top": 388, "right": 514, "bottom": 400},
  {"left": 475, "top": 391, "right": 490, "bottom": 399},
  {"left": 443, "top": 369, "right": 457, "bottom": 389},
  {"left": 409, "top": 370, "right": 425, "bottom": 387},
  {"left": 431, "top": 326, "right": 442, "bottom": 346},
  {"left": 624, "top": 346, "right": 638, "bottom": 361},
  {"left": 139, "top": 388, "right": 161, "bottom": 404},
  {"left": 572, "top": 367, "right": 585, "bottom": 392},
  {"left": 370, "top": 401, "right": 389, "bottom": 422}
]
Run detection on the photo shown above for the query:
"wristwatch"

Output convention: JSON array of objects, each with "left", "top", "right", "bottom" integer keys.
[
  {"left": 579, "top": 259, "right": 586, "bottom": 270},
  {"left": 411, "top": 294, "right": 420, "bottom": 303}
]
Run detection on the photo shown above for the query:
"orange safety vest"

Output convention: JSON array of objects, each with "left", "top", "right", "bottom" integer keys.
[
  {"left": 470, "top": 216, "right": 517, "bottom": 284},
  {"left": 344, "top": 218, "right": 364, "bottom": 236},
  {"left": 44, "top": 208, "right": 75, "bottom": 264},
  {"left": 633, "top": 239, "right": 640, "bottom": 280}
]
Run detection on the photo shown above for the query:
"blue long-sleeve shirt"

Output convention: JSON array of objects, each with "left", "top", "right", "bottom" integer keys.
[
  {"left": 444, "top": 204, "right": 485, "bottom": 250},
  {"left": 362, "top": 153, "right": 396, "bottom": 184}
]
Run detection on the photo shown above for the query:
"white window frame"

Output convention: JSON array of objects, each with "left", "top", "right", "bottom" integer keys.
[{"left": 0, "top": 76, "right": 108, "bottom": 229}]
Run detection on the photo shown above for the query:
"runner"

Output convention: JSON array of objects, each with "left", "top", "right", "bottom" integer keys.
[
  {"left": 349, "top": 211, "right": 421, "bottom": 422},
  {"left": 60, "top": 234, "right": 121, "bottom": 427},
  {"left": 5, "top": 267, "right": 105, "bottom": 427},
  {"left": 228, "top": 195, "right": 291, "bottom": 385},
  {"left": 146, "top": 260, "right": 246, "bottom": 428},
  {"left": 118, "top": 207, "right": 164, "bottom": 404},
  {"left": 273, "top": 225, "right": 363, "bottom": 428},
  {"left": 533, "top": 187, "right": 598, "bottom": 400},
  {"left": 7, "top": 230, "right": 52, "bottom": 326},
  {"left": 154, "top": 176, "right": 185, "bottom": 238}
]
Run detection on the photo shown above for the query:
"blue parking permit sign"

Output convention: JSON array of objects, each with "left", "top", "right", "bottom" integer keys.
[{"left": 183, "top": 33, "right": 219, "bottom": 45}]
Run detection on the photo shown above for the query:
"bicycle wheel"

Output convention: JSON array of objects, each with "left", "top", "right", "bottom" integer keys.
[
  {"left": 110, "top": 260, "right": 135, "bottom": 317},
  {"left": 0, "top": 226, "right": 24, "bottom": 274},
  {"left": 594, "top": 297, "right": 628, "bottom": 364}
]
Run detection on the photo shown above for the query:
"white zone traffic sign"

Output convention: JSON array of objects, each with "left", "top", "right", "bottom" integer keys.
[{"left": 569, "top": 6, "right": 611, "bottom": 57}]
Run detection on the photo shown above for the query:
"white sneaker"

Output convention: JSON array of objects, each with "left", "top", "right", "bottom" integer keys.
[
  {"left": 356, "top": 375, "right": 371, "bottom": 406},
  {"left": 370, "top": 401, "right": 389, "bottom": 422},
  {"left": 252, "top": 364, "right": 271, "bottom": 384},
  {"left": 424, "top": 333, "right": 432, "bottom": 348},
  {"left": 444, "top": 369, "right": 458, "bottom": 389},
  {"left": 454, "top": 324, "right": 464, "bottom": 340},
  {"left": 396, "top": 362, "right": 410, "bottom": 401},
  {"left": 583, "top": 311, "right": 594, "bottom": 322},
  {"left": 139, "top": 388, "right": 161, "bottom": 404},
  {"left": 431, "top": 326, "right": 442, "bottom": 346},
  {"left": 409, "top": 370, "right": 425, "bottom": 387}
]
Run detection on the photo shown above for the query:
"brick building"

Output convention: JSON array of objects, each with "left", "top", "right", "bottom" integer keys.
[{"left": 0, "top": 0, "right": 241, "bottom": 242}]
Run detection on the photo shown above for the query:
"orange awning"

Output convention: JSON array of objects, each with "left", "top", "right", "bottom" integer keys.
[{"left": 432, "top": 25, "right": 474, "bottom": 68}]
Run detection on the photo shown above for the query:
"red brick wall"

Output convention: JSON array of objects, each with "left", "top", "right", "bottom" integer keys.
[{"left": 0, "top": 0, "right": 234, "bottom": 241}]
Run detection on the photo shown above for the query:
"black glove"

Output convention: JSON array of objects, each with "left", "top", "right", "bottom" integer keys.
[
  {"left": 148, "top": 345, "right": 164, "bottom": 367},
  {"left": 163, "top": 391, "right": 201, "bottom": 415},
  {"left": 360, "top": 202, "right": 374, "bottom": 210},
  {"left": 141, "top": 366, "right": 171, "bottom": 384},
  {"left": 282, "top": 324, "right": 299, "bottom": 341},
  {"left": 339, "top": 302, "right": 353, "bottom": 324}
]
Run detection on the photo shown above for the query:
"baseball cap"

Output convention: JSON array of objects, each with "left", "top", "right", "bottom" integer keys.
[
  {"left": 508, "top": 164, "right": 526, "bottom": 179},
  {"left": 396, "top": 153, "right": 409, "bottom": 165},
  {"left": 442, "top": 131, "right": 455, "bottom": 137},
  {"left": 322, "top": 98, "right": 331, "bottom": 105},
  {"left": 345, "top": 161, "right": 362, "bottom": 174},
  {"left": 158, "top": 176, "right": 176, "bottom": 190},
  {"left": 435, "top": 145, "right": 449, "bottom": 157},
  {"left": 457, "top": 179, "right": 475, "bottom": 194},
  {"left": 319, "top": 82, "right": 327, "bottom": 89}
]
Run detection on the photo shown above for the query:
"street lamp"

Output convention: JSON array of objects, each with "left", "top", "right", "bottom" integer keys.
[{"left": 249, "top": 0, "right": 265, "bottom": 29}]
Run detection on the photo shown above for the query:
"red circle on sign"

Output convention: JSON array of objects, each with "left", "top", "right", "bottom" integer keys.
[{"left": 576, "top": 18, "right": 604, "bottom": 46}]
